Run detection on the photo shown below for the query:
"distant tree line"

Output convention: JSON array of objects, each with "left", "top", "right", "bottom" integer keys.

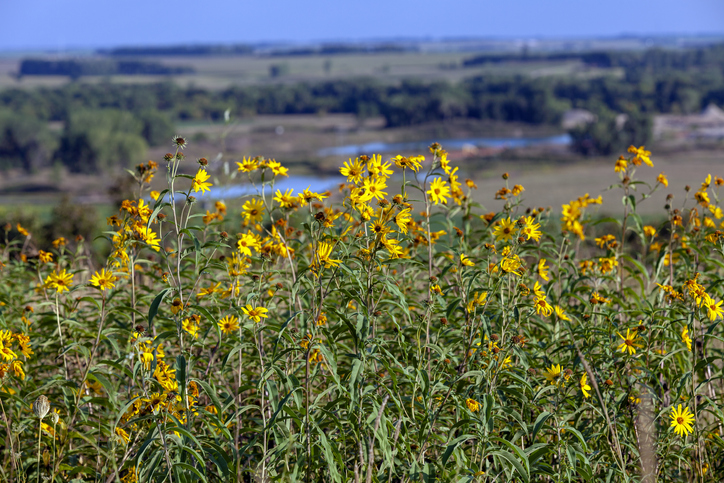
[
  {"left": 463, "top": 43, "right": 724, "bottom": 71},
  {"left": 99, "top": 44, "right": 255, "bottom": 56},
  {"left": 19, "top": 59, "right": 194, "bottom": 78},
  {"left": 98, "top": 43, "right": 409, "bottom": 57}
]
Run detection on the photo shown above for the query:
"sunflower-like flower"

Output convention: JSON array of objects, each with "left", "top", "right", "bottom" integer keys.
[
  {"left": 241, "top": 305, "right": 269, "bottom": 323},
  {"left": 191, "top": 169, "right": 213, "bottom": 194},
  {"left": 465, "top": 398, "right": 480, "bottom": 412},
  {"left": 426, "top": 178, "right": 450, "bottom": 205},
  {"left": 544, "top": 364, "right": 562, "bottom": 386},
  {"left": 45, "top": 269, "right": 74, "bottom": 294},
  {"left": 616, "top": 328, "right": 643, "bottom": 355},
  {"left": 217, "top": 315, "right": 239, "bottom": 335},
  {"left": 669, "top": 404, "right": 695, "bottom": 437},
  {"left": 493, "top": 218, "right": 516, "bottom": 242},
  {"left": 580, "top": 373, "right": 591, "bottom": 398},
  {"left": 314, "top": 242, "right": 341, "bottom": 269},
  {"left": 89, "top": 268, "right": 116, "bottom": 291},
  {"left": 681, "top": 326, "right": 692, "bottom": 351}
]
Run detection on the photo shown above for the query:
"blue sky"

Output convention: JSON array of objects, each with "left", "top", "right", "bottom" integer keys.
[{"left": 2, "top": 0, "right": 723, "bottom": 50}]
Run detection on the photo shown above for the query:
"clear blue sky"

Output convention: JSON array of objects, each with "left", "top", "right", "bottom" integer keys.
[{"left": 2, "top": 0, "right": 723, "bottom": 50}]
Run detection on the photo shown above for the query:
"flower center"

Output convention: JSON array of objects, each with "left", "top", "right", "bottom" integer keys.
[{"left": 677, "top": 417, "right": 684, "bottom": 424}]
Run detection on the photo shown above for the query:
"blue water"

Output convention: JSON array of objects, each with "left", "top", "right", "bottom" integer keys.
[
  {"left": 317, "top": 134, "right": 572, "bottom": 157},
  {"left": 205, "top": 175, "right": 345, "bottom": 200}
]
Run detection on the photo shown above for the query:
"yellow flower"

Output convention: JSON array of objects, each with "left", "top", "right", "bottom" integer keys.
[
  {"left": 367, "top": 155, "right": 393, "bottom": 179},
  {"left": 45, "top": 269, "right": 74, "bottom": 294},
  {"left": 394, "top": 208, "right": 412, "bottom": 234},
  {"left": 669, "top": 404, "right": 695, "bottom": 437},
  {"left": 115, "top": 427, "right": 131, "bottom": 444},
  {"left": 191, "top": 168, "right": 213, "bottom": 194},
  {"left": 493, "top": 218, "right": 516, "bottom": 242},
  {"left": 299, "top": 187, "right": 328, "bottom": 206},
  {"left": 643, "top": 225, "right": 656, "bottom": 237},
  {"left": 628, "top": 145, "right": 652, "bottom": 167},
  {"left": 237, "top": 157, "right": 259, "bottom": 173},
  {"left": 314, "top": 242, "right": 341, "bottom": 269},
  {"left": 38, "top": 250, "right": 53, "bottom": 264},
  {"left": 267, "top": 160, "right": 288, "bottom": 177},
  {"left": 598, "top": 257, "right": 618, "bottom": 274},
  {"left": 182, "top": 315, "right": 201, "bottom": 339},
  {"left": 466, "top": 291, "right": 487, "bottom": 312},
  {"left": 614, "top": 156, "right": 627, "bottom": 173},
  {"left": 150, "top": 190, "right": 160, "bottom": 201},
  {"left": 616, "top": 328, "right": 643, "bottom": 355},
  {"left": 544, "top": 364, "right": 562, "bottom": 386},
  {"left": 340, "top": 158, "right": 365, "bottom": 184},
  {"left": 89, "top": 268, "right": 116, "bottom": 291},
  {"left": 657, "top": 172, "right": 668, "bottom": 187},
  {"left": 135, "top": 226, "right": 161, "bottom": 252},
  {"left": 273, "top": 188, "right": 297, "bottom": 209},
  {"left": 522, "top": 216, "right": 542, "bottom": 242},
  {"left": 460, "top": 254, "right": 475, "bottom": 267},
  {"left": 196, "top": 282, "right": 221, "bottom": 299},
  {"left": 392, "top": 155, "right": 422, "bottom": 172},
  {"left": 15, "top": 334, "right": 33, "bottom": 358},
  {"left": 362, "top": 177, "right": 388, "bottom": 202},
  {"left": 0, "top": 334, "right": 17, "bottom": 362},
  {"left": 217, "top": 315, "right": 239, "bottom": 335},
  {"left": 703, "top": 294, "right": 724, "bottom": 321},
  {"left": 500, "top": 255, "right": 523, "bottom": 275},
  {"left": 681, "top": 326, "right": 692, "bottom": 351},
  {"left": 534, "top": 297, "right": 553, "bottom": 317},
  {"left": 237, "top": 232, "right": 261, "bottom": 256},
  {"left": 10, "top": 360, "right": 24, "bottom": 380},
  {"left": 580, "top": 373, "right": 591, "bottom": 398},
  {"left": 537, "top": 259, "right": 549, "bottom": 281},
  {"left": 427, "top": 178, "right": 450, "bottom": 205},
  {"left": 465, "top": 398, "right": 480, "bottom": 412},
  {"left": 52, "top": 237, "right": 67, "bottom": 248},
  {"left": 241, "top": 305, "right": 269, "bottom": 323},
  {"left": 554, "top": 305, "right": 570, "bottom": 321}
]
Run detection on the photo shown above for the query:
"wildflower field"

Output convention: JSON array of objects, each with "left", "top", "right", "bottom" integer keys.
[{"left": 0, "top": 139, "right": 722, "bottom": 482}]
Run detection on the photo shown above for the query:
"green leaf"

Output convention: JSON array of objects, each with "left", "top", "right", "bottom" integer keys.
[{"left": 148, "top": 288, "right": 171, "bottom": 327}]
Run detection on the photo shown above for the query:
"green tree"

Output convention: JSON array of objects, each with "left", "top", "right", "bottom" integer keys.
[{"left": 54, "top": 109, "right": 147, "bottom": 173}]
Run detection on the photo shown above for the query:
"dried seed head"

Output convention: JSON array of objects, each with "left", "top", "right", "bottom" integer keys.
[
  {"left": 172, "top": 135, "right": 187, "bottom": 149},
  {"left": 51, "top": 412, "right": 59, "bottom": 425},
  {"left": 33, "top": 395, "right": 50, "bottom": 419},
  {"left": 197, "top": 157, "right": 208, "bottom": 166}
]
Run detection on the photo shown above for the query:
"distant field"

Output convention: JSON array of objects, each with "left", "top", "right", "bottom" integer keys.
[{"left": 0, "top": 52, "right": 621, "bottom": 90}]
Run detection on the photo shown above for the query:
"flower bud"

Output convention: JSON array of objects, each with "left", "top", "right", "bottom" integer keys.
[{"left": 502, "top": 172, "right": 509, "bottom": 180}]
